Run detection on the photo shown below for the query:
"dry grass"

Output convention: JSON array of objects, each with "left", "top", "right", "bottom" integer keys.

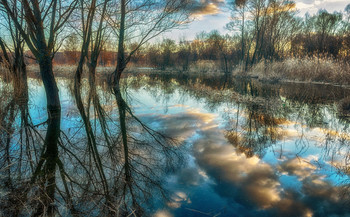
[
  {"left": 22, "top": 57, "right": 350, "bottom": 86},
  {"left": 189, "top": 60, "right": 220, "bottom": 73},
  {"left": 243, "top": 57, "right": 350, "bottom": 85},
  {"left": 26, "top": 64, "right": 116, "bottom": 79}
]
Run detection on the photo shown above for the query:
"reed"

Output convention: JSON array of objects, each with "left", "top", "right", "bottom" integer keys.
[{"left": 244, "top": 57, "right": 350, "bottom": 85}]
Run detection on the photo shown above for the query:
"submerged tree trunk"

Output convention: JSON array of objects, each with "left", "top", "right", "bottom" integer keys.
[
  {"left": 112, "top": 0, "right": 132, "bottom": 193},
  {"left": 13, "top": 56, "right": 28, "bottom": 100},
  {"left": 73, "top": 53, "right": 111, "bottom": 208},
  {"left": 88, "top": 62, "right": 97, "bottom": 87},
  {"left": 38, "top": 104, "right": 60, "bottom": 216},
  {"left": 32, "top": 55, "right": 61, "bottom": 216},
  {"left": 111, "top": 2, "right": 138, "bottom": 208},
  {"left": 39, "top": 56, "right": 61, "bottom": 111}
]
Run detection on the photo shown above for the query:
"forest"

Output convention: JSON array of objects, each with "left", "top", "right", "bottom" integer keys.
[
  {"left": 1, "top": 1, "right": 350, "bottom": 83},
  {"left": 2, "top": 1, "right": 350, "bottom": 81}
]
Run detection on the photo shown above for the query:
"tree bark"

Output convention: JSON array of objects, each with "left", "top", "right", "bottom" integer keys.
[{"left": 39, "top": 55, "right": 61, "bottom": 111}]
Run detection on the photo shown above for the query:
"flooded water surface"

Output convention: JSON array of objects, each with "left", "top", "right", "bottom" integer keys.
[{"left": 1, "top": 73, "right": 350, "bottom": 216}]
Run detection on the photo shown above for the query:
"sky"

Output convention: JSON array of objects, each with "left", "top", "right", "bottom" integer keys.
[{"left": 164, "top": 0, "right": 350, "bottom": 41}]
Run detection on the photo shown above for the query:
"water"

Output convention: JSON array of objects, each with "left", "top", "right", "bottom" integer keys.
[{"left": 1, "top": 73, "right": 350, "bottom": 216}]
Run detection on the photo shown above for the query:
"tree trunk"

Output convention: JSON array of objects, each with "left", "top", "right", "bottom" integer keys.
[
  {"left": 88, "top": 62, "right": 97, "bottom": 87},
  {"left": 39, "top": 56, "right": 61, "bottom": 111},
  {"left": 36, "top": 55, "right": 61, "bottom": 216},
  {"left": 113, "top": 0, "right": 126, "bottom": 87},
  {"left": 13, "top": 55, "right": 28, "bottom": 100}
]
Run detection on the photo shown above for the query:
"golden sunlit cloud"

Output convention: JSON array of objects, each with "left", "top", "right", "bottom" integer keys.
[
  {"left": 188, "top": 0, "right": 225, "bottom": 19},
  {"left": 191, "top": 3, "right": 220, "bottom": 19}
]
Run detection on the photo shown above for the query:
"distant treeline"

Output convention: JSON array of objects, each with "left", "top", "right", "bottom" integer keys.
[
  {"left": 1, "top": 1, "right": 350, "bottom": 73},
  {"left": 40, "top": 3, "right": 346, "bottom": 73},
  {"left": 138, "top": 4, "right": 350, "bottom": 72}
]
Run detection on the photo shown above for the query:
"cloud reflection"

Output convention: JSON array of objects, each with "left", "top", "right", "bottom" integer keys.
[
  {"left": 177, "top": 108, "right": 350, "bottom": 216},
  {"left": 133, "top": 89, "right": 350, "bottom": 216},
  {"left": 153, "top": 209, "right": 174, "bottom": 217}
]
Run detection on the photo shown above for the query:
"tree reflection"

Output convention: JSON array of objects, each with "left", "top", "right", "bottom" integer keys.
[
  {"left": 66, "top": 80, "right": 184, "bottom": 215},
  {"left": 0, "top": 83, "right": 55, "bottom": 215},
  {"left": 112, "top": 85, "right": 184, "bottom": 215},
  {"left": 225, "top": 101, "right": 285, "bottom": 158},
  {"left": 0, "top": 78, "right": 184, "bottom": 216},
  {"left": 1, "top": 73, "right": 350, "bottom": 215},
  {"left": 131, "top": 73, "right": 350, "bottom": 172}
]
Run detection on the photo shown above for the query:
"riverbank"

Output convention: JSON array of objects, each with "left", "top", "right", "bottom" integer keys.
[
  {"left": 237, "top": 57, "right": 350, "bottom": 87},
  {"left": 3, "top": 56, "right": 350, "bottom": 88}
]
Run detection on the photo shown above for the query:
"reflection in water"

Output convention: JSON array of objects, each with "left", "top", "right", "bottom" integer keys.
[
  {"left": 0, "top": 79, "right": 61, "bottom": 216},
  {"left": 1, "top": 76, "right": 184, "bottom": 216},
  {"left": 111, "top": 85, "right": 184, "bottom": 216},
  {"left": 128, "top": 73, "right": 350, "bottom": 216},
  {"left": 226, "top": 101, "right": 285, "bottom": 158},
  {"left": 194, "top": 124, "right": 350, "bottom": 216},
  {"left": 1, "top": 73, "right": 350, "bottom": 216}
]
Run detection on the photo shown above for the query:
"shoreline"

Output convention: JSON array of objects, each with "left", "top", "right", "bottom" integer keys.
[{"left": 2, "top": 62, "right": 350, "bottom": 89}]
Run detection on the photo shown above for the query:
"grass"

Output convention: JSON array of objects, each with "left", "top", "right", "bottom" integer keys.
[
  {"left": 22, "top": 56, "right": 350, "bottom": 87},
  {"left": 26, "top": 64, "right": 114, "bottom": 78},
  {"left": 240, "top": 57, "right": 350, "bottom": 86},
  {"left": 189, "top": 60, "right": 220, "bottom": 73}
]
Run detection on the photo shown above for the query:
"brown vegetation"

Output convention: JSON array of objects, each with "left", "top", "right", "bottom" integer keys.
[
  {"left": 1, "top": 0, "right": 350, "bottom": 215},
  {"left": 242, "top": 57, "right": 350, "bottom": 85}
]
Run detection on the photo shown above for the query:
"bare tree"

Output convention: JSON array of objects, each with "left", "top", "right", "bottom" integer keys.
[
  {"left": 227, "top": 0, "right": 248, "bottom": 69},
  {"left": 0, "top": 0, "right": 77, "bottom": 110},
  {"left": 111, "top": 0, "right": 191, "bottom": 86},
  {"left": 0, "top": 2, "right": 27, "bottom": 97},
  {"left": 0, "top": 0, "right": 77, "bottom": 215},
  {"left": 63, "top": 33, "right": 80, "bottom": 64},
  {"left": 105, "top": 1, "right": 192, "bottom": 213},
  {"left": 87, "top": 0, "right": 111, "bottom": 84},
  {"left": 110, "top": 0, "right": 190, "bottom": 191},
  {"left": 227, "top": 0, "right": 299, "bottom": 70}
]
